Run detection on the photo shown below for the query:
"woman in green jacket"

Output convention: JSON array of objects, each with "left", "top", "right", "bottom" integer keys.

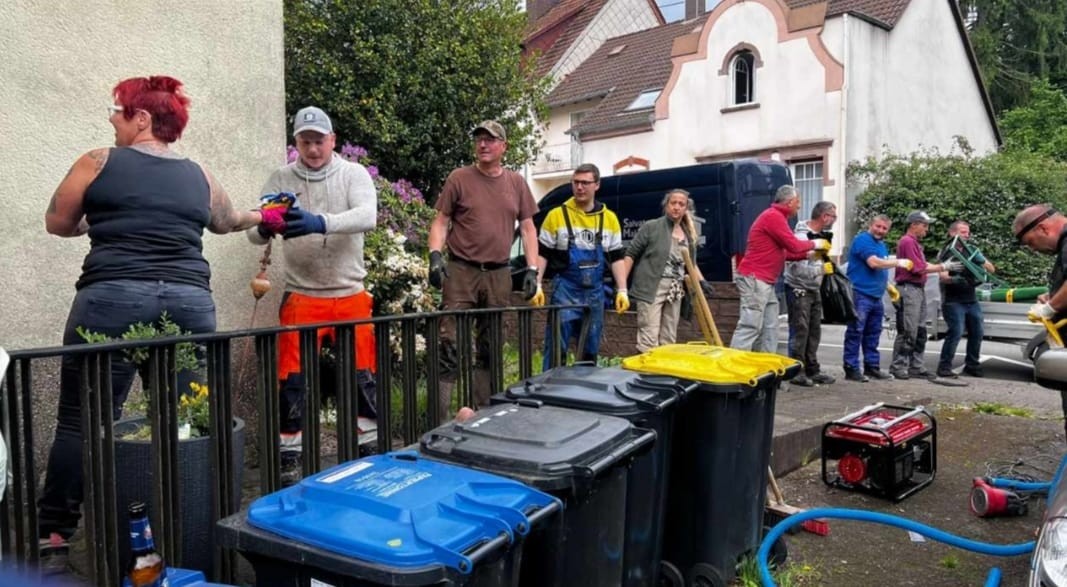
[{"left": 623, "top": 189, "right": 709, "bottom": 351}]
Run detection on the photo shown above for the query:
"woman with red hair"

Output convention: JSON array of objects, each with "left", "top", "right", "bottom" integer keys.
[{"left": 38, "top": 75, "right": 285, "bottom": 574}]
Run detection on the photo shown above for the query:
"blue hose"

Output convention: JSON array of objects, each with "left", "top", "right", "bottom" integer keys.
[
  {"left": 756, "top": 508, "right": 1034, "bottom": 587},
  {"left": 987, "top": 478, "right": 1051, "bottom": 492},
  {"left": 984, "top": 567, "right": 1001, "bottom": 587}
]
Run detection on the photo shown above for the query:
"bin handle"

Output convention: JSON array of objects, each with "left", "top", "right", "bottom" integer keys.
[
  {"left": 462, "top": 532, "right": 512, "bottom": 572},
  {"left": 514, "top": 398, "right": 544, "bottom": 409},
  {"left": 614, "top": 384, "right": 678, "bottom": 412},
  {"left": 525, "top": 499, "right": 562, "bottom": 529},
  {"left": 577, "top": 429, "right": 657, "bottom": 478}
]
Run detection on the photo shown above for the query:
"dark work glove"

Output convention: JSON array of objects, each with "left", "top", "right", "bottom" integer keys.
[
  {"left": 522, "top": 268, "right": 539, "bottom": 300},
  {"left": 699, "top": 280, "right": 715, "bottom": 298},
  {"left": 282, "top": 208, "right": 326, "bottom": 239},
  {"left": 429, "top": 251, "right": 448, "bottom": 290}
]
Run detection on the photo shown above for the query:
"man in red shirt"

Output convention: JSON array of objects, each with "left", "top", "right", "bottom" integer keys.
[{"left": 730, "top": 186, "right": 829, "bottom": 352}]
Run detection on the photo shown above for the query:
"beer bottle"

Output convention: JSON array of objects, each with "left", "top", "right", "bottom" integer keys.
[{"left": 126, "top": 501, "right": 168, "bottom": 587}]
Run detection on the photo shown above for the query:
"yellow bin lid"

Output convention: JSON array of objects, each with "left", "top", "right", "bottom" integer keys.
[{"left": 621, "top": 342, "right": 801, "bottom": 386}]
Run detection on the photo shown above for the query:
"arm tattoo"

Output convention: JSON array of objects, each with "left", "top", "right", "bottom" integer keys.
[{"left": 87, "top": 149, "right": 108, "bottom": 174}]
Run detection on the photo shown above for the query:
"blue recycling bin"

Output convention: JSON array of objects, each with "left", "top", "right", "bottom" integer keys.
[
  {"left": 216, "top": 452, "right": 561, "bottom": 586},
  {"left": 122, "top": 568, "right": 232, "bottom": 587}
]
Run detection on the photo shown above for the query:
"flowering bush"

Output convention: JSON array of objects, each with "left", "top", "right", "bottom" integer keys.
[{"left": 335, "top": 142, "right": 437, "bottom": 317}]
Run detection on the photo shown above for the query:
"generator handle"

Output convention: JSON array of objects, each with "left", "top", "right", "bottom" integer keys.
[
  {"left": 834, "top": 402, "right": 886, "bottom": 424},
  {"left": 875, "top": 406, "right": 927, "bottom": 430}
]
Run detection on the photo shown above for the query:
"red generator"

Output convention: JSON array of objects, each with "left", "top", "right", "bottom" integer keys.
[{"left": 821, "top": 403, "right": 936, "bottom": 501}]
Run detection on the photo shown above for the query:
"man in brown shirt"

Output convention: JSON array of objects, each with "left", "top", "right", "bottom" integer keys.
[{"left": 428, "top": 120, "right": 539, "bottom": 419}]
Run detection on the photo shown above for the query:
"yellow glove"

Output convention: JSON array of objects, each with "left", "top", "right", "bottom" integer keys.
[
  {"left": 823, "top": 262, "right": 834, "bottom": 275},
  {"left": 887, "top": 284, "right": 900, "bottom": 303},
  {"left": 615, "top": 290, "right": 630, "bottom": 314},
  {"left": 529, "top": 284, "right": 545, "bottom": 307},
  {"left": 1028, "top": 302, "right": 1056, "bottom": 321},
  {"left": 896, "top": 259, "right": 914, "bottom": 271}
]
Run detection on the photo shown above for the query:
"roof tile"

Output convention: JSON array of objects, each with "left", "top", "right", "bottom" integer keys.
[
  {"left": 786, "top": 0, "right": 911, "bottom": 28},
  {"left": 548, "top": 14, "right": 710, "bottom": 136}
]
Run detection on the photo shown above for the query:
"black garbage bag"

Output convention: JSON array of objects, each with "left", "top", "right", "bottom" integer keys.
[{"left": 821, "top": 265, "right": 857, "bottom": 324}]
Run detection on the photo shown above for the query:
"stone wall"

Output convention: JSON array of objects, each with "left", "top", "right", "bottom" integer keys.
[{"left": 505, "top": 281, "right": 740, "bottom": 359}]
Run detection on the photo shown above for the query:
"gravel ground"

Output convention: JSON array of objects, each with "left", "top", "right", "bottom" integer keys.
[{"left": 776, "top": 406, "right": 1063, "bottom": 586}]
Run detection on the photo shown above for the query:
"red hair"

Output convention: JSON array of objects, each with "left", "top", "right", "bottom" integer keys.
[{"left": 112, "top": 76, "right": 191, "bottom": 143}]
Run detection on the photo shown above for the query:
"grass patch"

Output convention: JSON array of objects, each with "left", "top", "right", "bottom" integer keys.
[
  {"left": 939, "top": 554, "right": 960, "bottom": 569},
  {"left": 973, "top": 402, "right": 1034, "bottom": 418},
  {"left": 736, "top": 556, "right": 823, "bottom": 586}
]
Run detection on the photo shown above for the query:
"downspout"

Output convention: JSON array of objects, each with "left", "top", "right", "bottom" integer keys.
[{"left": 838, "top": 14, "right": 851, "bottom": 248}]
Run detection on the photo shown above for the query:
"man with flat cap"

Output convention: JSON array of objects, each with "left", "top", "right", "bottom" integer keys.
[
  {"left": 1014, "top": 204, "right": 1067, "bottom": 439},
  {"left": 427, "top": 120, "right": 539, "bottom": 420},
  {"left": 889, "top": 210, "right": 961, "bottom": 380}
]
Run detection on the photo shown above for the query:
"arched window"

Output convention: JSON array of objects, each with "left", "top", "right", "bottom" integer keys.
[{"left": 731, "top": 50, "right": 755, "bottom": 105}]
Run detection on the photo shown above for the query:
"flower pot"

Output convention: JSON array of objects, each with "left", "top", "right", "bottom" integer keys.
[{"left": 113, "top": 416, "right": 245, "bottom": 578}]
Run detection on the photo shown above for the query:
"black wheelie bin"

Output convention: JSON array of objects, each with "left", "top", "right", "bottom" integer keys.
[
  {"left": 419, "top": 403, "right": 656, "bottom": 587},
  {"left": 216, "top": 451, "right": 561, "bottom": 587},
  {"left": 621, "top": 343, "right": 801, "bottom": 587},
  {"left": 493, "top": 364, "right": 694, "bottom": 586}
]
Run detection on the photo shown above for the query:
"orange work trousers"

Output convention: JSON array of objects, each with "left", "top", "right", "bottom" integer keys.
[{"left": 278, "top": 290, "right": 376, "bottom": 379}]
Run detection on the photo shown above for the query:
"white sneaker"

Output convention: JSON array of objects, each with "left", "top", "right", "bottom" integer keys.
[{"left": 279, "top": 430, "right": 302, "bottom": 452}]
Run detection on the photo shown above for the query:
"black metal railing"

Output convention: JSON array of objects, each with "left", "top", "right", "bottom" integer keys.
[{"left": 1, "top": 303, "right": 589, "bottom": 584}]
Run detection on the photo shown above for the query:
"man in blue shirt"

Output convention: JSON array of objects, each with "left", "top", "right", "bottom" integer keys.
[{"left": 843, "top": 215, "right": 913, "bottom": 382}]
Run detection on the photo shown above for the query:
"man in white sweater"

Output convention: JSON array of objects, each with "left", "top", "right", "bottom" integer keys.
[{"left": 247, "top": 106, "right": 377, "bottom": 478}]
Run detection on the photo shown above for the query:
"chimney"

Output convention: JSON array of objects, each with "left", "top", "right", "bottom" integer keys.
[
  {"left": 685, "top": 0, "right": 706, "bottom": 20},
  {"left": 527, "top": 0, "right": 561, "bottom": 23}
]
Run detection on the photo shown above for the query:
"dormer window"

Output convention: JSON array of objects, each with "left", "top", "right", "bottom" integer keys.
[
  {"left": 731, "top": 50, "right": 755, "bottom": 105},
  {"left": 626, "top": 89, "right": 661, "bottom": 111}
]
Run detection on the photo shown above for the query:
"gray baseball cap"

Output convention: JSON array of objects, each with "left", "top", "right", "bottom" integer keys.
[
  {"left": 293, "top": 106, "right": 333, "bottom": 136},
  {"left": 906, "top": 210, "right": 934, "bottom": 225}
]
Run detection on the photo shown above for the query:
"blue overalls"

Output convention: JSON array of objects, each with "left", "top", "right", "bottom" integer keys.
[{"left": 542, "top": 208, "right": 606, "bottom": 370}]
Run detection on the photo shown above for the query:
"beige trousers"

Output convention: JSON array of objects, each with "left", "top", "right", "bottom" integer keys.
[{"left": 635, "top": 278, "right": 683, "bottom": 352}]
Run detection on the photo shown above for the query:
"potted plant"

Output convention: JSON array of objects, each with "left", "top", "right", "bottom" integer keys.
[{"left": 79, "top": 316, "right": 245, "bottom": 577}]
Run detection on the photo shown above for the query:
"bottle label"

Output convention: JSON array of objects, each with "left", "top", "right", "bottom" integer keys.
[{"left": 129, "top": 516, "right": 155, "bottom": 551}]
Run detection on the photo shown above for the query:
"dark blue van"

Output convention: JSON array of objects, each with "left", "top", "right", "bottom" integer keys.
[{"left": 511, "top": 159, "right": 793, "bottom": 289}]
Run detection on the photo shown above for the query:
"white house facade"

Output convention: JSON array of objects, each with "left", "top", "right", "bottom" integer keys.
[{"left": 528, "top": 0, "right": 1000, "bottom": 250}]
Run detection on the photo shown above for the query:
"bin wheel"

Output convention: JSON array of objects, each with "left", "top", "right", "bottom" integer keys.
[
  {"left": 763, "top": 525, "right": 789, "bottom": 568},
  {"left": 658, "top": 560, "right": 684, "bottom": 587},
  {"left": 687, "top": 563, "right": 727, "bottom": 587}
]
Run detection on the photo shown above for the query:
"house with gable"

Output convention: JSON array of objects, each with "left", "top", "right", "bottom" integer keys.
[
  {"left": 527, "top": 0, "right": 1001, "bottom": 248},
  {"left": 523, "top": 0, "right": 664, "bottom": 175}
]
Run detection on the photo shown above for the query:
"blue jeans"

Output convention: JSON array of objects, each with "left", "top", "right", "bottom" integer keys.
[
  {"left": 38, "top": 280, "right": 216, "bottom": 539},
  {"left": 938, "top": 300, "right": 983, "bottom": 371},
  {"left": 843, "top": 292, "right": 884, "bottom": 372},
  {"left": 542, "top": 278, "right": 605, "bottom": 371}
]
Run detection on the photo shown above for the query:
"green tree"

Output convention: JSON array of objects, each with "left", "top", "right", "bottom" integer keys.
[
  {"left": 960, "top": 0, "right": 1067, "bottom": 113},
  {"left": 1001, "top": 79, "right": 1067, "bottom": 160},
  {"left": 284, "top": 0, "right": 550, "bottom": 198},
  {"left": 849, "top": 144, "right": 1067, "bottom": 286}
]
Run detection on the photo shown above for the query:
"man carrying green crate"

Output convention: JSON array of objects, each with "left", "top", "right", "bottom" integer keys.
[{"left": 936, "top": 220, "right": 997, "bottom": 378}]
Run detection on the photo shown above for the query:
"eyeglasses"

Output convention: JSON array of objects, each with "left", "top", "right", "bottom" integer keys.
[
  {"left": 107, "top": 104, "right": 124, "bottom": 116},
  {"left": 1014, "top": 208, "right": 1056, "bottom": 245},
  {"left": 473, "top": 136, "right": 502, "bottom": 145},
  {"left": 572, "top": 179, "right": 597, "bottom": 187}
]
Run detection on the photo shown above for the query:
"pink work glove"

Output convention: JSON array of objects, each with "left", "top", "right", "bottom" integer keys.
[{"left": 259, "top": 206, "right": 288, "bottom": 235}]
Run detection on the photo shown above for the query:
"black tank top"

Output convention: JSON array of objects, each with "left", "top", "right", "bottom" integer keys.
[{"left": 77, "top": 148, "right": 212, "bottom": 290}]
